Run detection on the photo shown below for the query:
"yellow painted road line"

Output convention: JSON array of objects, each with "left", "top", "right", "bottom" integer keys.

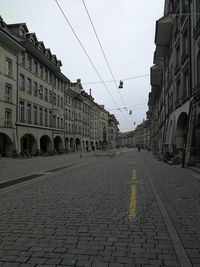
[{"left": 128, "top": 169, "right": 137, "bottom": 220}]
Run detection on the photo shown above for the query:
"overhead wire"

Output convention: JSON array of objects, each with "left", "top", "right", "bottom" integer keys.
[
  {"left": 82, "top": 73, "right": 150, "bottom": 85},
  {"left": 81, "top": 0, "right": 127, "bottom": 109},
  {"left": 81, "top": 0, "right": 134, "bottom": 124},
  {"left": 54, "top": 0, "right": 122, "bottom": 113}
]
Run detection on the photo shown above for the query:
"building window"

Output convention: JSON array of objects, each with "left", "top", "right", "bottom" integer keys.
[
  {"left": 27, "top": 55, "right": 32, "bottom": 70},
  {"left": 5, "top": 109, "right": 12, "bottom": 127},
  {"left": 53, "top": 93, "right": 56, "bottom": 105},
  {"left": 33, "top": 105, "right": 37, "bottom": 125},
  {"left": 197, "top": 52, "right": 200, "bottom": 87},
  {"left": 61, "top": 97, "right": 63, "bottom": 108},
  {"left": 44, "top": 109, "right": 48, "bottom": 126},
  {"left": 183, "top": 71, "right": 189, "bottom": 98},
  {"left": 182, "top": 30, "right": 188, "bottom": 56},
  {"left": 27, "top": 78, "right": 32, "bottom": 94},
  {"left": 49, "top": 91, "right": 52, "bottom": 103},
  {"left": 5, "top": 58, "right": 12, "bottom": 77},
  {"left": 44, "top": 69, "right": 48, "bottom": 82},
  {"left": 19, "top": 101, "right": 25, "bottom": 123},
  {"left": 57, "top": 95, "right": 60, "bottom": 107},
  {"left": 39, "top": 107, "right": 43, "bottom": 125},
  {"left": 33, "top": 60, "right": 38, "bottom": 74},
  {"left": 5, "top": 84, "right": 12, "bottom": 102},
  {"left": 176, "top": 80, "right": 180, "bottom": 105},
  {"left": 57, "top": 117, "right": 60, "bottom": 129},
  {"left": 44, "top": 88, "right": 48, "bottom": 101},
  {"left": 196, "top": 0, "right": 200, "bottom": 24},
  {"left": 61, "top": 118, "right": 63, "bottom": 129},
  {"left": 39, "top": 64, "right": 43, "bottom": 78},
  {"left": 49, "top": 73, "right": 52, "bottom": 84},
  {"left": 19, "top": 74, "right": 25, "bottom": 91},
  {"left": 19, "top": 52, "right": 25, "bottom": 65},
  {"left": 33, "top": 81, "right": 38, "bottom": 97},
  {"left": 49, "top": 110, "right": 52, "bottom": 127},
  {"left": 27, "top": 103, "right": 31, "bottom": 124},
  {"left": 176, "top": 45, "right": 180, "bottom": 68},
  {"left": 39, "top": 85, "right": 43, "bottom": 100}
]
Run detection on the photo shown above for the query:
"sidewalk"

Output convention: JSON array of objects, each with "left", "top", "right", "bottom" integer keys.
[
  {"left": 0, "top": 148, "right": 129, "bottom": 184},
  {"left": 0, "top": 151, "right": 95, "bottom": 184}
]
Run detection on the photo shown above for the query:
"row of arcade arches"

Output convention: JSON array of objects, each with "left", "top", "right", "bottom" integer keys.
[{"left": 0, "top": 133, "right": 104, "bottom": 156}]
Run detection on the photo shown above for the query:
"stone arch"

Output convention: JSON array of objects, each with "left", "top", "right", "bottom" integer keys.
[
  {"left": 54, "top": 136, "right": 63, "bottom": 153},
  {"left": 99, "top": 140, "right": 102, "bottom": 150},
  {"left": 40, "top": 135, "right": 52, "bottom": 153},
  {"left": 176, "top": 112, "right": 188, "bottom": 150},
  {"left": 75, "top": 138, "right": 81, "bottom": 151},
  {"left": 70, "top": 138, "right": 74, "bottom": 151},
  {"left": 95, "top": 141, "right": 98, "bottom": 150},
  {"left": 0, "top": 133, "right": 13, "bottom": 156},
  {"left": 65, "top": 137, "right": 69, "bottom": 152},
  {"left": 21, "top": 134, "right": 37, "bottom": 153},
  {"left": 82, "top": 140, "right": 85, "bottom": 151},
  {"left": 90, "top": 141, "right": 95, "bottom": 151}
]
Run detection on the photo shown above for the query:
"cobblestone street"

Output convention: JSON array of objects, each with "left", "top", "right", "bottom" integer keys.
[{"left": 0, "top": 150, "right": 200, "bottom": 267}]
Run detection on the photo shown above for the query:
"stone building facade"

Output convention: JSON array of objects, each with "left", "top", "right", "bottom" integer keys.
[
  {"left": 148, "top": 0, "right": 200, "bottom": 167},
  {"left": 0, "top": 17, "right": 119, "bottom": 156}
]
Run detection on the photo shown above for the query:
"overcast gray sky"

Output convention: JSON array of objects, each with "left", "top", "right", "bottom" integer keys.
[{"left": 1, "top": 0, "right": 164, "bottom": 132}]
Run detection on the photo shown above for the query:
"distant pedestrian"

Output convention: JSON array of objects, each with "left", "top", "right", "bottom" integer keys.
[{"left": 138, "top": 146, "right": 141, "bottom": 152}]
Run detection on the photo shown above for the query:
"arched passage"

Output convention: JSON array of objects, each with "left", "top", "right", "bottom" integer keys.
[
  {"left": 54, "top": 136, "right": 63, "bottom": 153},
  {"left": 75, "top": 138, "right": 81, "bottom": 151},
  {"left": 86, "top": 140, "right": 89, "bottom": 151},
  {"left": 95, "top": 141, "right": 98, "bottom": 150},
  {"left": 21, "top": 134, "right": 37, "bottom": 153},
  {"left": 65, "top": 137, "right": 69, "bottom": 152},
  {"left": 91, "top": 141, "right": 95, "bottom": 151},
  {"left": 40, "top": 135, "right": 51, "bottom": 153},
  {"left": 191, "top": 113, "right": 200, "bottom": 163},
  {"left": 82, "top": 140, "right": 85, "bottom": 151},
  {"left": 176, "top": 112, "right": 188, "bottom": 150},
  {"left": 70, "top": 138, "right": 74, "bottom": 151},
  {"left": 0, "top": 133, "right": 13, "bottom": 156}
]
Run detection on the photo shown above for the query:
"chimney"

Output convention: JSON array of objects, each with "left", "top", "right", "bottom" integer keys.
[{"left": 89, "top": 88, "right": 92, "bottom": 96}]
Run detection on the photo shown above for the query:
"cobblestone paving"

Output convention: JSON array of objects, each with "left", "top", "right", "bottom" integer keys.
[
  {"left": 0, "top": 152, "right": 94, "bottom": 183},
  {"left": 141, "top": 152, "right": 200, "bottom": 267},
  {"left": 0, "top": 150, "right": 198, "bottom": 266}
]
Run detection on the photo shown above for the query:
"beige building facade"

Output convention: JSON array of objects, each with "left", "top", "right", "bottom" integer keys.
[{"left": 0, "top": 17, "right": 120, "bottom": 157}]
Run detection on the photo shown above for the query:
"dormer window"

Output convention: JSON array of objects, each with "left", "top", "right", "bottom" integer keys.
[
  {"left": 38, "top": 45, "right": 43, "bottom": 52},
  {"left": 30, "top": 37, "right": 35, "bottom": 45},
  {"left": 20, "top": 28, "right": 26, "bottom": 37}
]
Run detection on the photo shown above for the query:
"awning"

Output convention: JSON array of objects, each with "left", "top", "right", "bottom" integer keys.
[
  {"left": 150, "top": 65, "right": 163, "bottom": 86},
  {"left": 155, "top": 15, "right": 173, "bottom": 46}
]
